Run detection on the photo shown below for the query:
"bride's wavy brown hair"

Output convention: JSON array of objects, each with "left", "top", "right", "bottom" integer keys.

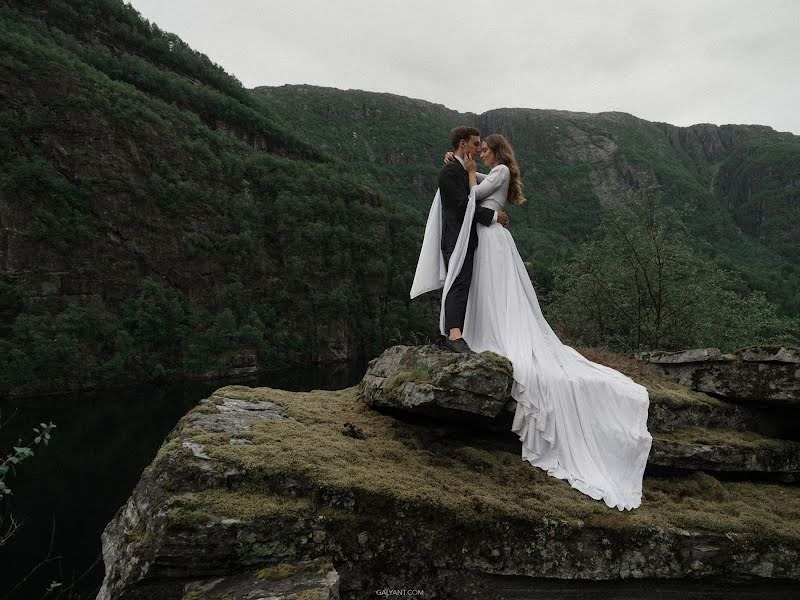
[{"left": 484, "top": 134, "right": 526, "bottom": 205}]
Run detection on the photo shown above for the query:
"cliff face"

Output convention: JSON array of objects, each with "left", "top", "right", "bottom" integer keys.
[
  {"left": 713, "top": 140, "right": 800, "bottom": 261},
  {"left": 97, "top": 346, "right": 800, "bottom": 599}
]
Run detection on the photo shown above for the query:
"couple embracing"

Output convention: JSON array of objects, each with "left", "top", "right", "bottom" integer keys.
[{"left": 411, "top": 126, "right": 653, "bottom": 511}]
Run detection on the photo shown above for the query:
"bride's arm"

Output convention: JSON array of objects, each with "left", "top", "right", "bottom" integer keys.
[{"left": 473, "top": 165, "right": 509, "bottom": 201}]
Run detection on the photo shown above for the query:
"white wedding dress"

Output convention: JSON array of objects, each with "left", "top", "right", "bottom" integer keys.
[{"left": 411, "top": 163, "right": 653, "bottom": 511}]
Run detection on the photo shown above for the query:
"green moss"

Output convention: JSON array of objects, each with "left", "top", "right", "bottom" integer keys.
[
  {"left": 190, "top": 431, "right": 233, "bottom": 446},
  {"left": 383, "top": 368, "right": 413, "bottom": 399},
  {"left": 193, "top": 404, "right": 221, "bottom": 414},
  {"left": 143, "top": 436, "right": 183, "bottom": 475},
  {"left": 655, "top": 425, "right": 795, "bottom": 450},
  {"left": 171, "top": 385, "right": 800, "bottom": 544},
  {"left": 382, "top": 361, "right": 437, "bottom": 400},
  {"left": 256, "top": 562, "right": 298, "bottom": 580},
  {"left": 211, "top": 386, "right": 268, "bottom": 403},
  {"left": 480, "top": 351, "right": 514, "bottom": 377},
  {"left": 178, "top": 484, "right": 312, "bottom": 521},
  {"left": 410, "top": 361, "right": 435, "bottom": 381},
  {"left": 123, "top": 521, "right": 152, "bottom": 547},
  {"left": 167, "top": 507, "right": 213, "bottom": 528},
  {"left": 287, "top": 590, "right": 327, "bottom": 600}
]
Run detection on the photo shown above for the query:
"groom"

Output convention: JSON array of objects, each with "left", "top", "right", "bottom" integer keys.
[{"left": 440, "top": 126, "right": 509, "bottom": 353}]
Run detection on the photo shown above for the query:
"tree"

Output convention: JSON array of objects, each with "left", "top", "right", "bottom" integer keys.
[{"left": 546, "top": 186, "right": 799, "bottom": 352}]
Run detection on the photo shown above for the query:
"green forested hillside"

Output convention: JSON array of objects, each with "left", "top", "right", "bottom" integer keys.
[
  {"left": 0, "top": 0, "right": 429, "bottom": 394},
  {"left": 1, "top": 0, "right": 797, "bottom": 395},
  {"left": 256, "top": 85, "right": 800, "bottom": 313}
]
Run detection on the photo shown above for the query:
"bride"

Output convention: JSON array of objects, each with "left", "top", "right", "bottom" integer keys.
[{"left": 413, "top": 133, "right": 653, "bottom": 511}]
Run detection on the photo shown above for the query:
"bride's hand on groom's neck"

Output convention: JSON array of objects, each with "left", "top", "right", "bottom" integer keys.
[
  {"left": 464, "top": 153, "right": 477, "bottom": 173},
  {"left": 465, "top": 153, "right": 478, "bottom": 188}
]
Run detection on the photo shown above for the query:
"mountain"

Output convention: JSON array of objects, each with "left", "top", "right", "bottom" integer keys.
[
  {"left": 0, "top": 0, "right": 427, "bottom": 394},
  {"left": 1, "top": 0, "right": 798, "bottom": 395},
  {"left": 255, "top": 85, "right": 800, "bottom": 313}
]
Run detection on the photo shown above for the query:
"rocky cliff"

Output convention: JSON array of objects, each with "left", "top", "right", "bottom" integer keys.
[{"left": 97, "top": 345, "right": 800, "bottom": 599}]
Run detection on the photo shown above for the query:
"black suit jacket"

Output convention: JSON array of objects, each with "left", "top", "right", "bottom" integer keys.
[{"left": 438, "top": 160, "right": 495, "bottom": 255}]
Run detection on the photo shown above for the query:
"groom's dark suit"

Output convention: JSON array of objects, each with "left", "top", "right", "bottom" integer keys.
[{"left": 439, "top": 158, "right": 495, "bottom": 332}]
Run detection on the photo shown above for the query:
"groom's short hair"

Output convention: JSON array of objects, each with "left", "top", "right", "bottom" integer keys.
[{"left": 450, "top": 126, "right": 480, "bottom": 150}]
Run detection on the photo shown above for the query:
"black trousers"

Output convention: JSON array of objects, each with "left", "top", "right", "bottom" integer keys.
[{"left": 442, "top": 244, "right": 476, "bottom": 333}]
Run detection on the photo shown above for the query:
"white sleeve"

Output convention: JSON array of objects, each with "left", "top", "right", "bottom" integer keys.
[
  {"left": 474, "top": 165, "right": 509, "bottom": 201},
  {"left": 476, "top": 172, "right": 487, "bottom": 182}
]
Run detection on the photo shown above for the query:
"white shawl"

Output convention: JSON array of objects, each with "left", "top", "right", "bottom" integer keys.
[{"left": 409, "top": 186, "right": 477, "bottom": 335}]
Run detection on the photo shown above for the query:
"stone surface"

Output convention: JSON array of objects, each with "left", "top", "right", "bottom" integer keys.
[
  {"left": 636, "top": 346, "right": 800, "bottom": 407},
  {"left": 647, "top": 392, "right": 756, "bottom": 433},
  {"left": 180, "top": 558, "right": 339, "bottom": 599},
  {"left": 358, "top": 344, "right": 514, "bottom": 421},
  {"left": 649, "top": 427, "right": 800, "bottom": 481},
  {"left": 96, "top": 384, "right": 800, "bottom": 600},
  {"left": 641, "top": 348, "right": 726, "bottom": 364},
  {"left": 739, "top": 347, "right": 800, "bottom": 363}
]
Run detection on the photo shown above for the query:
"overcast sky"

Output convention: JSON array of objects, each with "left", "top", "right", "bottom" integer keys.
[{"left": 126, "top": 0, "right": 800, "bottom": 134}]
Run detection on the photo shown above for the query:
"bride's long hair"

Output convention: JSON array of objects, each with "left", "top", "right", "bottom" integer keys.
[{"left": 484, "top": 134, "right": 526, "bottom": 205}]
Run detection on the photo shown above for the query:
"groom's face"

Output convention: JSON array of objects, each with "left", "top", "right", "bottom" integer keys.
[{"left": 462, "top": 135, "right": 481, "bottom": 159}]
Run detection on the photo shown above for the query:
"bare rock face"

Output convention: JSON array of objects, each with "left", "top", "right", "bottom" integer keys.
[
  {"left": 649, "top": 428, "right": 800, "bottom": 481},
  {"left": 637, "top": 346, "right": 800, "bottom": 407},
  {"left": 181, "top": 559, "right": 339, "bottom": 599},
  {"left": 636, "top": 345, "right": 800, "bottom": 479},
  {"left": 358, "top": 345, "right": 514, "bottom": 421}
]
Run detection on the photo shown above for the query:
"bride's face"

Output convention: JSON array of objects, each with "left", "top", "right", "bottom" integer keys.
[{"left": 479, "top": 142, "right": 497, "bottom": 167}]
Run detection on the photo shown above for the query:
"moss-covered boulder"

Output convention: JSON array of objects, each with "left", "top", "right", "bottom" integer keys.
[
  {"left": 358, "top": 345, "right": 514, "bottom": 422},
  {"left": 97, "top": 380, "right": 800, "bottom": 599}
]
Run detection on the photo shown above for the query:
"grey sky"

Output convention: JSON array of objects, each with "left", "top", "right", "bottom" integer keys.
[{"left": 126, "top": 0, "right": 800, "bottom": 134}]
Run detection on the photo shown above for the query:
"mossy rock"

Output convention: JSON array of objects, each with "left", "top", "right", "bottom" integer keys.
[{"left": 99, "top": 382, "right": 800, "bottom": 599}]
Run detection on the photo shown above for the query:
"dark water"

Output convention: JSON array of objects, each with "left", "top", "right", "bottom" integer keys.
[
  {"left": 0, "top": 362, "right": 366, "bottom": 600},
  {"left": 1, "top": 362, "right": 797, "bottom": 600}
]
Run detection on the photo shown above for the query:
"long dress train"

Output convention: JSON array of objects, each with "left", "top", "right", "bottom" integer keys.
[{"left": 464, "top": 217, "right": 652, "bottom": 510}]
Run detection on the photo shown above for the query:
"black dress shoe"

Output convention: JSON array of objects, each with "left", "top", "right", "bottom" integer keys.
[{"left": 444, "top": 337, "right": 476, "bottom": 354}]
